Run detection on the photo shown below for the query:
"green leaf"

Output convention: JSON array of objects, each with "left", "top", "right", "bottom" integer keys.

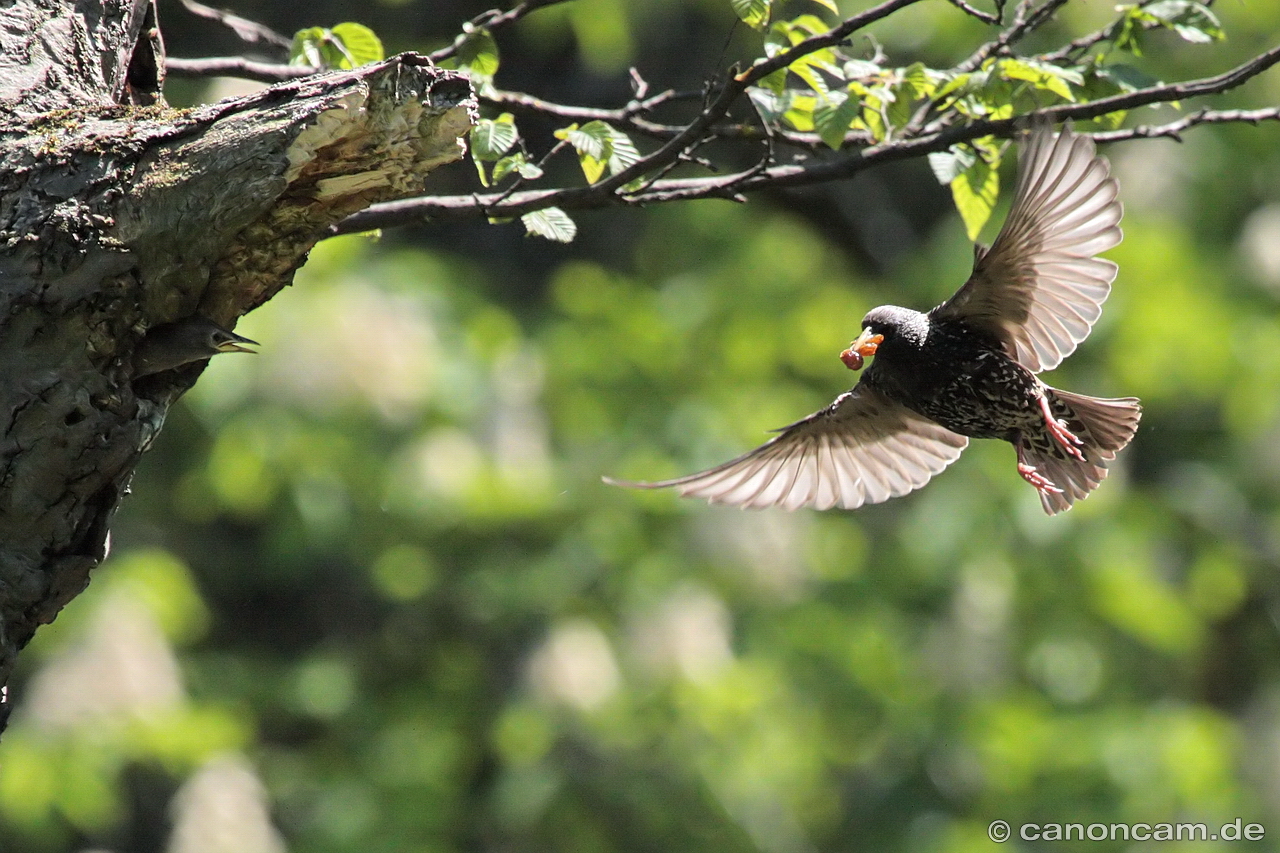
[
  {"left": 934, "top": 71, "right": 973, "bottom": 100},
  {"left": 472, "top": 114, "right": 519, "bottom": 161},
  {"left": 860, "top": 100, "right": 885, "bottom": 142},
  {"left": 604, "top": 127, "right": 640, "bottom": 176},
  {"left": 1144, "top": 0, "right": 1223, "bottom": 43},
  {"left": 998, "top": 58, "right": 1082, "bottom": 102},
  {"left": 457, "top": 25, "right": 500, "bottom": 83},
  {"left": 781, "top": 14, "right": 832, "bottom": 38},
  {"left": 491, "top": 155, "right": 518, "bottom": 185},
  {"left": 1075, "top": 64, "right": 1151, "bottom": 130},
  {"left": 1110, "top": 10, "right": 1145, "bottom": 56},
  {"left": 564, "top": 121, "right": 612, "bottom": 183},
  {"left": 579, "top": 155, "right": 606, "bottom": 185},
  {"left": 757, "top": 68, "right": 788, "bottom": 96},
  {"left": 566, "top": 122, "right": 611, "bottom": 162},
  {"left": 899, "top": 62, "right": 936, "bottom": 98},
  {"left": 885, "top": 63, "right": 935, "bottom": 131},
  {"left": 330, "top": 23, "right": 384, "bottom": 66},
  {"left": 843, "top": 59, "right": 882, "bottom": 80},
  {"left": 806, "top": 0, "right": 838, "bottom": 11},
  {"left": 559, "top": 121, "right": 639, "bottom": 185},
  {"left": 782, "top": 92, "right": 818, "bottom": 132},
  {"left": 522, "top": 207, "right": 578, "bottom": 242},
  {"left": 516, "top": 159, "right": 544, "bottom": 180},
  {"left": 975, "top": 69, "right": 1017, "bottom": 119},
  {"left": 790, "top": 59, "right": 831, "bottom": 97},
  {"left": 747, "top": 87, "right": 791, "bottom": 124},
  {"left": 813, "top": 91, "right": 860, "bottom": 150},
  {"left": 290, "top": 27, "right": 328, "bottom": 68},
  {"left": 472, "top": 114, "right": 520, "bottom": 186},
  {"left": 1171, "top": 19, "right": 1220, "bottom": 43},
  {"left": 927, "top": 146, "right": 976, "bottom": 185},
  {"left": 950, "top": 151, "right": 999, "bottom": 241},
  {"left": 289, "top": 23, "right": 384, "bottom": 70},
  {"left": 767, "top": 16, "right": 841, "bottom": 94},
  {"left": 492, "top": 153, "right": 543, "bottom": 184},
  {"left": 1114, "top": 0, "right": 1223, "bottom": 53},
  {"left": 730, "top": 0, "right": 771, "bottom": 30},
  {"left": 766, "top": 17, "right": 817, "bottom": 55},
  {"left": 1093, "top": 63, "right": 1161, "bottom": 93}
]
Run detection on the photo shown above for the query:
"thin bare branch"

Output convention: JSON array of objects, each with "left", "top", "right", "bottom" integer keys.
[
  {"left": 491, "top": 87, "right": 695, "bottom": 120},
  {"left": 180, "top": 0, "right": 292, "bottom": 50},
  {"left": 162, "top": 56, "right": 830, "bottom": 151},
  {"left": 563, "top": 79, "right": 743, "bottom": 201},
  {"left": 429, "top": 0, "right": 575, "bottom": 63},
  {"left": 957, "top": 0, "right": 1070, "bottom": 73},
  {"left": 946, "top": 0, "right": 1004, "bottom": 26},
  {"left": 1090, "top": 106, "right": 1280, "bottom": 143},
  {"left": 167, "top": 1, "right": 577, "bottom": 81},
  {"left": 735, "top": 0, "right": 931, "bottom": 87},
  {"left": 514, "top": 0, "right": 943, "bottom": 214},
  {"left": 1041, "top": 0, "right": 1173, "bottom": 63},
  {"left": 166, "top": 56, "right": 313, "bottom": 82},
  {"left": 331, "top": 44, "right": 1280, "bottom": 236},
  {"left": 1036, "top": 43, "right": 1280, "bottom": 121},
  {"left": 485, "top": 88, "right": 783, "bottom": 144},
  {"left": 330, "top": 103, "right": 1280, "bottom": 235},
  {"left": 490, "top": 137, "right": 570, "bottom": 206}
]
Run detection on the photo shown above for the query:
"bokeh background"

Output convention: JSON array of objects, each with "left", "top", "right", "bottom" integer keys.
[{"left": 6, "top": 1, "right": 1280, "bottom": 851}]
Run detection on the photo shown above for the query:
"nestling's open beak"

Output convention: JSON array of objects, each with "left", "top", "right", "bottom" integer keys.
[
  {"left": 839, "top": 329, "right": 884, "bottom": 371},
  {"left": 216, "top": 332, "right": 258, "bottom": 355}
]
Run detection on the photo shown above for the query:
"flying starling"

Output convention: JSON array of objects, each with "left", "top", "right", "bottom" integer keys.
[{"left": 606, "top": 123, "right": 1140, "bottom": 514}]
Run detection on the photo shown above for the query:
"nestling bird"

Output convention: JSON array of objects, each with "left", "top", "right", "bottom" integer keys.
[
  {"left": 606, "top": 123, "right": 1140, "bottom": 515},
  {"left": 132, "top": 316, "right": 258, "bottom": 377}
]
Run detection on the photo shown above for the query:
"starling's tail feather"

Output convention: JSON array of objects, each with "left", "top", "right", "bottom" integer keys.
[
  {"left": 1022, "top": 389, "right": 1141, "bottom": 514},
  {"left": 1053, "top": 389, "right": 1143, "bottom": 454}
]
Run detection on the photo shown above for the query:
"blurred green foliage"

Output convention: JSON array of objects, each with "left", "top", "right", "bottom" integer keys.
[{"left": 6, "top": 1, "right": 1280, "bottom": 851}]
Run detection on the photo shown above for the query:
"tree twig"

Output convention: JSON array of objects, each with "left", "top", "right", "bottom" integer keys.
[
  {"left": 946, "top": 0, "right": 1004, "bottom": 26},
  {"left": 1089, "top": 106, "right": 1280, "bottom": 143},
  {"left": 533, "top": 0, "right": 941, "bottom": 212},
  {"left": 429, "top": 0, "right": 575, "bottom": 63},
  {"left": 330, "top": 46, "right": 1280, "bottom": 236},
  {"left": 165, "top": 1, "right": 1280, "bottom": 246},
  {"left": 329, "top": 103, "right": 1280, "bottom": 233},
  {"left": 165, "top": 56, "right": 313, "bottom": 82},
  {"left": 734, "top": 0, "right": 932, "bottom": 87},
  {"left": 485, "top": 88, "right": 781, "bottom": 143},
  {"left": 179, "top": 0, "right": 292, "bottom": 51},
  {"left": 1041, "top": 0, "right": 1170, "bottom": 63},
  {"left": 956, "top": 0, "right": 1070, "bottom": 73}
]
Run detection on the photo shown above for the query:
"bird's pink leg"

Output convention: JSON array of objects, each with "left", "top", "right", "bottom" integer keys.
[
  {"left": 1038, "top": 395, "right": 1085, "bottom": 461},
  {"left": 1016, "top": 442, "right": 1063, "bottom": 495}
]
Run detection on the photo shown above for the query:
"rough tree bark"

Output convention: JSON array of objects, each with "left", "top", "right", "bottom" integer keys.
[{"left": 0, "top": 0, "right": 477, "bottom": 719}]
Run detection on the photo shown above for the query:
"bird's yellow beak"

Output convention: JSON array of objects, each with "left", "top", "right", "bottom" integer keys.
[
  {"left": 839, "top": 329, "right": 883, "bottom": 370},
  {"left": 216, "top": 333, "right": 258, "bottom": 355}
]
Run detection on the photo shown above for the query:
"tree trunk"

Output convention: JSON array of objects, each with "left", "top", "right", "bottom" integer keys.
[{"left": 0, "top": 0, "right": 476, "bottom": 719}]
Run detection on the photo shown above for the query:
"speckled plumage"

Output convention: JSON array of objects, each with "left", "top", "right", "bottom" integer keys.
[
  {"left": 855, "top": 303, "right": 1139, "bottom": 514},
  {"left": 607, "top": 123, "right": 1141, "bottom": 514}
]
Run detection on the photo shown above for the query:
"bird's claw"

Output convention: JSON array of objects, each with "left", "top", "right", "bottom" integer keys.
[
  {"left": 1018, "top": 462, "right": 1063, "bottom": 495},
  {"left": 1038, "top": 396, "right": 1085, "bottom": 461}
]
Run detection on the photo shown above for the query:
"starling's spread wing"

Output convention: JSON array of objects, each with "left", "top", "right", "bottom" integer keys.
[
  {"left": 603, "top": 387, "right": 969, "bottom": 510},
  {"left": 933, "top": 123, "right": 1122, "bottom": 373}
]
